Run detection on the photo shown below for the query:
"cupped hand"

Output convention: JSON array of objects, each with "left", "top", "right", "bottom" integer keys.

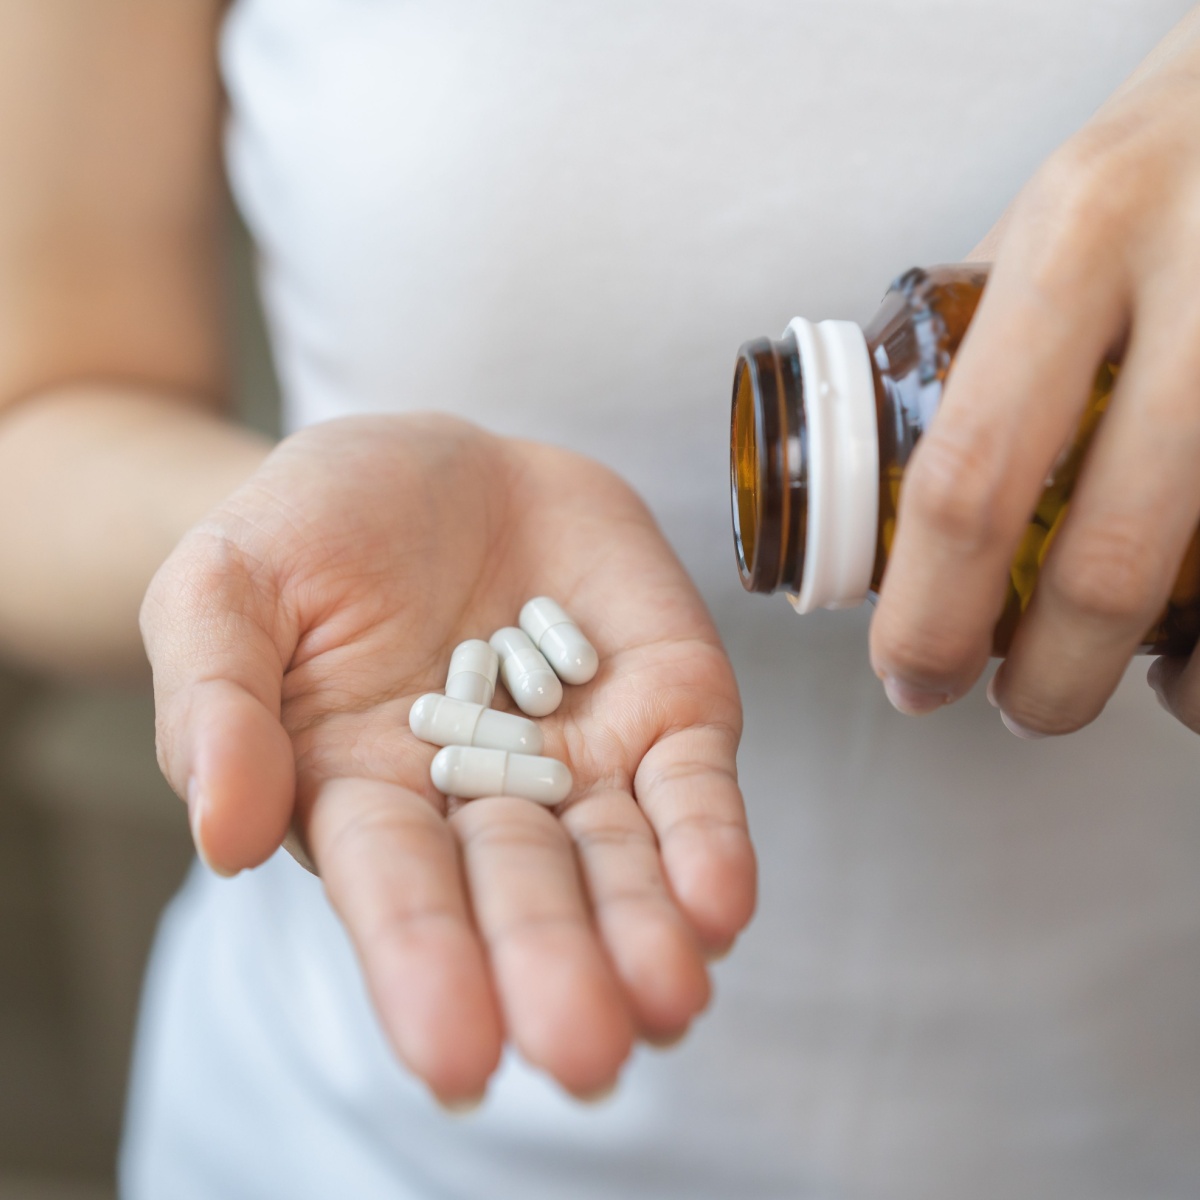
[
  {"left": 140, "top": 414, "right": 755, "bottom": 1105},
  {"left": 869, "top": 10, "right": 1200, "bottom": 737}
]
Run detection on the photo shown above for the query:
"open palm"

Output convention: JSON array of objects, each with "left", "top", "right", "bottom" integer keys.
[{"left": 141, "top": 415, "right": 755, "bottom": 1104}]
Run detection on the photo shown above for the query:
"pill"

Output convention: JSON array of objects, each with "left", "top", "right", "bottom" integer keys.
[
  {"left": 430, "top": 746, "right": 573, "bottom": 806},
  {"left": 444, "top": 639, "right": 499, "bottom": 706},
  {"left": 408, "top": 693, "right": 542, "bottom": 755},
  {"left": 518, "top": 597, "right": 599, "bottom": 685},
  {"left": 489, "top": 627, "right": 563, "bottom": 717}
]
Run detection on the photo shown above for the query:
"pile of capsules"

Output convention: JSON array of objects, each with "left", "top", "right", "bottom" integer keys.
[{"left": 408, "top": 597, "right": 598, "bottom": 807}]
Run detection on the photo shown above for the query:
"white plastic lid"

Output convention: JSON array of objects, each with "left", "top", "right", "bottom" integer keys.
[{"left": 787, "top": 318, "right": 879, "bottom": 614}]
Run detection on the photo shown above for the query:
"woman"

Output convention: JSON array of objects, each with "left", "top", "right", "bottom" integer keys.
[{"left": 1, "top": 2, "right": 1198, "bottom": 1196}]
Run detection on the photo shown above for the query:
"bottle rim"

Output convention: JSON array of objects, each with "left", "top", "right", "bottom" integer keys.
[{"left": 730, "top": 334, "right": 799, "bottom": 593}]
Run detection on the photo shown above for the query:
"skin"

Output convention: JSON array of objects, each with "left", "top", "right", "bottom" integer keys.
[
  {"left": 0, "top": 0, "right": 267, "bottom": 677},
  {"left": 870, "top": 6, "right": 1200, "bottom": 738},
  {"left": 0, "top": 0, "right": 754, "bottom": 1104},
  {"left": 142, "top": 415, "right": 754, "bottom": 1102},
  {"left": 1, "top": 0, "right": 1195, "bottom": 1108}
]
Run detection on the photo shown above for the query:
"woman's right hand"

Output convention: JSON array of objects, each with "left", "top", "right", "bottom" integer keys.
[
  {"left": 868, "top": 6, "right": 1200, "bottom": 738},
  {"left": 140, "top": 414, "right": 756, "bottom": 1106}
]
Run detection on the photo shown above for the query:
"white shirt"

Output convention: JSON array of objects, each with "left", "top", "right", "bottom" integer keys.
[{"left": 122, "top": 4, "right": 1200, "bottom": 1197}]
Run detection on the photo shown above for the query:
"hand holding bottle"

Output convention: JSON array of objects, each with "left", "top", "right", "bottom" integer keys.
[
  {"left": 869, "top": 8, "right": 1200, "bottom": 737},
  {"left": 140, "top": 414, "right": 755, "bottom": 1105}
]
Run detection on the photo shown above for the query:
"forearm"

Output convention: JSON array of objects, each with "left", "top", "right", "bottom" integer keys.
[{"left": 0, "top": 387, "right": 271, "bottom": 680}]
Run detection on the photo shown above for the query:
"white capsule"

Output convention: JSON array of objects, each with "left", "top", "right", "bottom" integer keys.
[
  {"left": 518, "top": 597, "right": 599, "bottom": 685},
  {"left": 489, "top": 627, "right": 563, "bottom": 717},
  {"left": 408, "top": 693, "right": 542, "bottom": 755},
  {"left": 430, "top": 746, "right": 573, "bottom": 806},
  {"left": 444, "top": 639, "right": 499, "bottom": 706}
]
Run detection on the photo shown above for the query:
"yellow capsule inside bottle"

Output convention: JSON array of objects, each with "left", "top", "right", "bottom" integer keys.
[{"left": 730, "top": 264, "right": 1200, "bottom": 656}]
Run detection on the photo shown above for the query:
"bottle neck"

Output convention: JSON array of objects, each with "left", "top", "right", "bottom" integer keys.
[{"left": 730, "top": 319, "right": 879, "bottom": 611}]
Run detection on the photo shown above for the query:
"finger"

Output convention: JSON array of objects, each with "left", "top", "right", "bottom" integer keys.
[
  {"left": 308, "top": 776, "right": 502, "bottom": 1104},
  {"left": 560, "top": 786, "right": 710, "bottom": 1043},
  {"left": 176, "top": 678, "right": 295, "bottom": 875},
  {"left": 1149, "top": 654, "right": 1200, "bottom": 734},
  {"left": 140, "top": 532, "right": 297, "bottom": 875},
  {"left": 995, "top": 287, "right": 1200, "bottom": 735},
  {"left": 966, "top": 203, "right": 1014, "bottom": 261},
  {"left": 633, "top": 723, "right": 756, "bottom": 954},
  {"left": 871, "top": 165, "right": 1129, "bottom": 709},
  {"left": 452, "top": 797, "right": 635, "bottom": 1097}
]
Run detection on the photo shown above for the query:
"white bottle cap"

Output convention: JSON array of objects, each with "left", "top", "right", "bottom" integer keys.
[{"left": 787, "top": 318, "right": 879, "bottom": 614}]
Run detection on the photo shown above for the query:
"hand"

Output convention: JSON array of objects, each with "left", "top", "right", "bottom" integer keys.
[
  {"left": 869, "top": 8, "right": 1200, "bottom": 737},
  {"left": 140, "top": 414, "right": 755, "bottom": 1105}
]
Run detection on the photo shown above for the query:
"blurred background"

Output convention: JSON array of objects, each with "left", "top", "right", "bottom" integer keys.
[{"left": 0, "top": 214, "right": 279, "bottom": 1199}]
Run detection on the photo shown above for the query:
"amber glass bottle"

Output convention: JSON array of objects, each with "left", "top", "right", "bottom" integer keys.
[{"left": 730, "top": 264, "right": 1200, "bottom": 655}]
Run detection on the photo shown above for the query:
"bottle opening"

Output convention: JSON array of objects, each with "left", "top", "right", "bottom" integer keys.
[
  {"left": 729, "top": 334, "right": 805, "bottom": 593},
  {"left": 730, "top": 354, "right": 763, "bottom": 586},
  {"left": 730, "top": 319, "right": 878, "bottom": 610}
]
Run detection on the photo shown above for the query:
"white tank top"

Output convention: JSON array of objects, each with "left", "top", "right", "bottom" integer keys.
[{"left": 122, "top": 4, "right": 1200, "bottom": 1197}]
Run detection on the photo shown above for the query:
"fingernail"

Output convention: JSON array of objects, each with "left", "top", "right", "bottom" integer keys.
[
  {"left": 574, "top": 1080, "right": 618, "bottom": 1105},
  {"left": 644, "top": 1028, "right": 689, "bottom": 1050},
  {"left": 1146, "top": 660, "right": 1169, "bottom": 702},
  {"left": 985, "top": 674, "right": 1000, "bottom": 709},
  {"left": 1147, "top": 660, "right": 1183, "bottom": 714},
  {"left": 648, "top": 1027, "right": 686, "bottom": 1046},
  {"left": 999, "top": 710, "right": 1046, "bottom": 741},
  {"left": 882, "top": 675, "right": 951, "bottom": 716},
  {"left": 435, "top": 1091, "right": 486, "bottom": 1116},
  {"left": 282, "top": 827, "right": 318, "bottom": 876},
  {"left": 188, "top": 776, "right": 237, "bottom": 879}
]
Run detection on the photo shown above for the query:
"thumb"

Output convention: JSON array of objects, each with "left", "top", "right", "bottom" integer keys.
[{"left": 141, "top": 530, "right": 297, "bottom": 876}]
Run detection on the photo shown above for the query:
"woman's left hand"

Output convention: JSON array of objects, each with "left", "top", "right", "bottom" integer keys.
[{"left": 141, "top": 414, "right": 756, "bottom": 1106}]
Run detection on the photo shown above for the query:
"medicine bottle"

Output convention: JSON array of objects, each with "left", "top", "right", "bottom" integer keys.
[{"left": 730, "top": 264, "right": 1200, "bottom": 655}]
